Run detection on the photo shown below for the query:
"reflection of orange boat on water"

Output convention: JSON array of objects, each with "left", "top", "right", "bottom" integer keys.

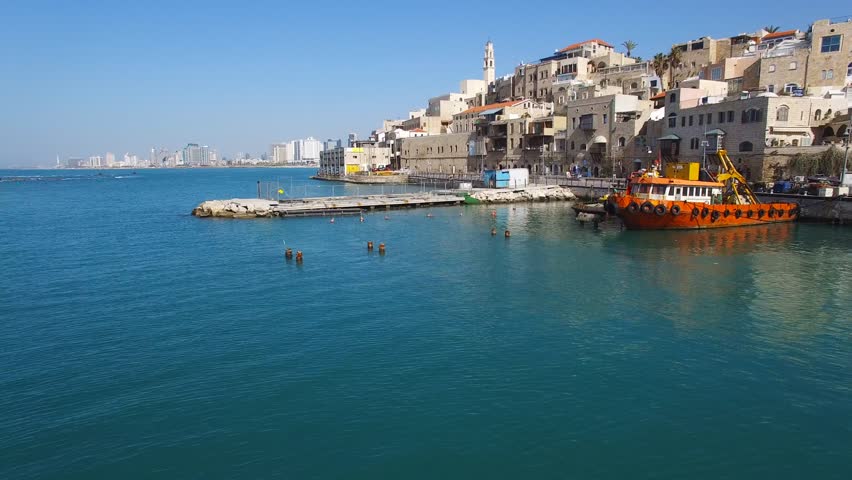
[{"left": 606, "top": 150, "right": 799, "bottom": 230}]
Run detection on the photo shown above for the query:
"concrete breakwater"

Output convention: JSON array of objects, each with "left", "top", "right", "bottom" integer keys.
[
  {"left": 192, "top": 193, "right": 464, "bottom": 218},
  {"left": 465, "top": 185, "right": 576, "bottom": 203},
  {"left": 192, "top": 186, "right": 577, "bottom": 218}
]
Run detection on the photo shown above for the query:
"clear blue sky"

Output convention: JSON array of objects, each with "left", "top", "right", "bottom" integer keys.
[{"left": 0, "top": 0, "right": 839, "bottom": 166}]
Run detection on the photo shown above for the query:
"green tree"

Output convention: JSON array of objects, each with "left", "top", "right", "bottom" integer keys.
[
  {"left": 652, "top": 53, "right": 669, "bottom": 88},
  {"left": 622, "top": 40, "right": 638, "bottom": 58},
  {"left": 764, "top": 25, "right": 780, "bottom": 33},
  {"left": 667, "top": 46, "right": 683, "bottom": 88}
]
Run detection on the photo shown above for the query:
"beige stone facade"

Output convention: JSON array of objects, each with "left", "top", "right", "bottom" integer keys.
[
  {"left": 805, "top": 18, "right": 852, "bottom": 91},
  {"left": 657, "top": 90, "right": 843, "bottom": 180},
  {"left": 402, "top": 115, "right": 444, "bottom": 134},
  {"left": 398, "top": 134, "right": 470, "bottom": 173},
  {"left": 554, "top": 94, "right": 653, "bottom": 176},
  {"left": 452, "top": 100, "right": 551, "bottom": 135}
]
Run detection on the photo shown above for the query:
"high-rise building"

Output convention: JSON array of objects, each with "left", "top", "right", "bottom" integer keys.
[
  {"left": 88, "top": 155, "right": 103, "bottom": 167},
  {"left": 299, "top": 137, "right": 323, "bottom": 163},
  {"left": 183, "top": 143, "right": 203, "bottom": 165},
  {"left": 271, "top": 142, "right": 295, "bottom": 163},
  {"left": 324, "top": 139, "right": 337, "bottom": 151},
  {"left": 105, "top": 152, "right": 115, "bottom": 167},
  {"left": 348, "top": 133, "right": 358, "bottom": 147},
  {"left": 484, "top": 40, "right": 495, "bottom": 85}
]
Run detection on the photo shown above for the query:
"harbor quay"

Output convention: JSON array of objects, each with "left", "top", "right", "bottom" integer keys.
[{"left": 191, "top": 185, "right": 576, "bottom": 219}]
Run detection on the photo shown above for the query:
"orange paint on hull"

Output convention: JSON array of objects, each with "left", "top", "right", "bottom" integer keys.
[{"left": 610, "top": 195, "right": 799, "bottom": 230}]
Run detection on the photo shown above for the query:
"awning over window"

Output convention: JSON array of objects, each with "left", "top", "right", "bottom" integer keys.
[
  {"left": 705, "top": 129, "right": 726, "bottom": 135},
  {"left": 592, "top": 135, "right": 608, "bottom": 144},
  {"left": 658, "top": 134, "right": 681, "bottom": 141},
  {"left": 478, "top": 108, "right": 504, "bottom": 116}
]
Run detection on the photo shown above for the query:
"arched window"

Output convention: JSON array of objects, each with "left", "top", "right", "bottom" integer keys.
[
  {"left": 776, "top": 105, "right": 789, "bottom": 121},
  {"left": 598, "top": 62, "right": 606, "bottom": 69},
  {"left": 814, "top": 109, "right": 822, "bottom": 121},
  {"left": 739, "top": 141, "right": 753, "bottom": 152},
  {"left": 631, "top": 82, "right": 638, "bottom": 89},
  {"left": 825, "top": 109, "right": 832, "bottom": 118}
]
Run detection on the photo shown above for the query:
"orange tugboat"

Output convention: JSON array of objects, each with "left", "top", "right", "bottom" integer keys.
[{"left": 607, "top": 150, "right": 800, "bottom": 230}]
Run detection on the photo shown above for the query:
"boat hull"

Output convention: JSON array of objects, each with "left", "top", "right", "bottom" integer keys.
[{"left": 608, "top": 195, "right": 799, "bottom": 230}]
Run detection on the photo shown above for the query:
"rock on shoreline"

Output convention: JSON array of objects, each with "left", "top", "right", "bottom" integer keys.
[
  {"left": 192, "top": 199, "right": 280, "bottom": 218},
  {"left": 467, "top": 185, "right": 576, "bottom": 203}
]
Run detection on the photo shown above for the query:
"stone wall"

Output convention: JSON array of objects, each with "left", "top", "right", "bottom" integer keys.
[{"left": 399, "top": 134, "right": 471, "bottom": 173}]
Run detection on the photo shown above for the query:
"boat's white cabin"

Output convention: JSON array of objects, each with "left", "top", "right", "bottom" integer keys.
[{"left": 628, "top": 183, "right": 722, "bottom": 204}]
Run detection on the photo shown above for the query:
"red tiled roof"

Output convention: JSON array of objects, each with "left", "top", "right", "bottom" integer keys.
[
  {"left": 410, "top": 128, "right": 425, "bottom": 132},
  {"left": 559, "top": 39, "right": 614, "bottom": 53},
  {"left": 650, "top": 91, "right": 666, "bottom": 100},
  {"left": 762, "top": 29, "right": 796, "bottom": 40},
  {"left": 459, "top": 100, "right": 523, "bottom": 115}
]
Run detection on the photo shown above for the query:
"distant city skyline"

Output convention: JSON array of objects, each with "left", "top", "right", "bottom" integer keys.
[{"left": 0, "top": 1, "right": 836, "bottom": 167}]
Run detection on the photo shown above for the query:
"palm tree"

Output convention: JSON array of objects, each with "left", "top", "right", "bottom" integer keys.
[
  {"left": 652, "top": 53, "right": 668, "bottom": 88},
  {"left": 622, "top": 40, "right": 638, "bottom": 58},
  {"left": 667, "top": 46, "right": 683, "bottom": 89},
  {"left": 764, "top": 25, "right": 780, "bottom": 33}
]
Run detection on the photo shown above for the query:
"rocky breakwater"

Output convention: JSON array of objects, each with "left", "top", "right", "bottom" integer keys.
[
  {"left": 466, "top": 185, "right": 576, "bottom": 204},
  {"left": 192, "top": 199, "right": 280, "bottom": 218}
]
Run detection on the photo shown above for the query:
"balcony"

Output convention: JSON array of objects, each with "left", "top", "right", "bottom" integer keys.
[{"left": 553, "top": 73, "right": 577, "bottom": 85}]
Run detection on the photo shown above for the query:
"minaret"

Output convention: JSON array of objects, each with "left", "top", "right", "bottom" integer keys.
[{"left": 483, "top": 40, "right": 495, "bottom": 86}]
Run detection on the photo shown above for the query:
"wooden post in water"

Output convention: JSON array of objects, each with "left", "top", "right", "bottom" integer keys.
[{"left": 257, "top": 181, "right": 261, "bottom": 199}]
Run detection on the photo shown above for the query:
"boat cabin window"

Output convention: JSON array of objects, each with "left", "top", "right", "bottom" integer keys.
[{"left": 674, "top": 187, "right": 681, "bottom": 196}]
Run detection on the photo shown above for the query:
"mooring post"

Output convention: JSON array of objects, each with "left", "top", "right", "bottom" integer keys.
[{"left": 257, "top": 181, "right": 261, "bottom": 199}]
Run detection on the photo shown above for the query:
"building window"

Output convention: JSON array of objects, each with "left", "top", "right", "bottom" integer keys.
[
  {"left": 570, "top": 141, "right": 575, "bottom": 150},
  {"left": 719, "top": 111, "right": 725, "bottom": 123},
  {"left": 706, "top": 113, "right": 712, "bottom": 125},
  {"left": 848, "top": 62, "right": 852, "bottom": 78},
  {"left": 768, "top": 64, "right": 776, "bottom": 73},
  {"left": 681, "top": 116, "right": 686, "bottom": 127},
  {"left": 668, "top": 114, "right": 677, "bottom": 128},
  {"left": 699, "top": 114, "right": 704, "bottom": 126},
  {"left": 580, "top": 144, "right": 586, "bottom": 151},
  {"left": 814, "top": 109, "right": 822, "bottom": 120},
  {"left": 669, "top": 93, "right": 677, "bottom": 103},
  {"left": 789, "top": 61, "right": 797, "bottom": 70},
  {"left": 689, "top": 115, "right": 694, "bottom": 126},
  {"left": 776, "top": 105, "right": 789, "bottom": 121},
  {"left": 784, "top": 83, "right": 798, "bottom": 94},
  {"left": 510, "top": 138, "right": 514, "bottom": 148},
  {"left": 821, "top": 35, "right": 841, "bottom": 53},
  {"left": 739, "top": 141, "right": 753, "bottom": 152},
  {"left": 711, "top": 67, "right": 722, "bottom": 80},
  {"left": 618, "top": 137, "right": 626, "bottom": 147},
  {"left": 603, "top": 113, "right": 608, "bottom": 124},
  {"left": 767, "top": 84, "right": 775, "bottom": 93},
  {"left": 727, "top": 111, "right": 734, "bottom": 123}
]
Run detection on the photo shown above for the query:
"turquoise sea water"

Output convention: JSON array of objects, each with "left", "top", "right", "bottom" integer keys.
[{"left": 1, "top": 168, "right": 851, "bottom": 479}]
